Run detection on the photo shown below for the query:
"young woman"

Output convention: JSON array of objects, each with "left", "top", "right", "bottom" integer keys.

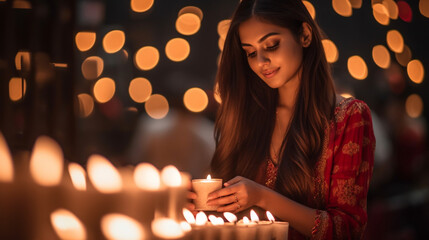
[{"left": 189, "top": 0, "right": 375, "bottom": 239}]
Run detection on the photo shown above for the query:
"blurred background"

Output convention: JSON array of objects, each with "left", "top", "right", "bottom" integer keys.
[{"left": 0, "top": 0, "right": 428, "bottom": 239}]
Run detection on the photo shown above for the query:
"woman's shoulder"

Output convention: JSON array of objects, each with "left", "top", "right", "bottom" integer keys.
[{"left": 334, "top": 95, "right": 372, "bottom": 123}]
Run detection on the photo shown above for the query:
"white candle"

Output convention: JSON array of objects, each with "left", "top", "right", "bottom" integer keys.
[
  {"left": 191, "top": 174, "right": 222, "bottom": 211},
  {"left": 235, "top": 216, "right": 257, "bottom": 240},
  {"left": 267, "top": 211, "right": 289, "bottom": 240},
  {"left": 250, "top": 209, "right": 273, "bottom": 240}
]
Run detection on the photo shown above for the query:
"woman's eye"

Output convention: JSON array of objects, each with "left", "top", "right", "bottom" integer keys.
[
  {"left": 266, "top": 42, "right": 279, "bottom": 51},
  {"left": 247, "top": 51, "right": 256, "bottom": 58}
]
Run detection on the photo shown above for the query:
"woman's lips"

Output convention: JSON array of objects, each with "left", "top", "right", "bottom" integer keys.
[{"left": 262, "top": 67, "right": 279, "bottom": 78}]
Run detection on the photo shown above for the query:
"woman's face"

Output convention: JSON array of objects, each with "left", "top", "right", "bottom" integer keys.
[{"left": 239, "top": 17, "right": 305, "bottom": 89}]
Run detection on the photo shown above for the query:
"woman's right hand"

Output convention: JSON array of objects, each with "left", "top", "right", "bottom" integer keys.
[{"left": 186, "top": 190, "right": 198, "bottom": 215}]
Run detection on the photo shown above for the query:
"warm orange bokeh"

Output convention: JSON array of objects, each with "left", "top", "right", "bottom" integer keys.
[
  {"left": 77, "top": 93, "right": 94, "bottom": 118},
  {"left": 165, "top": 38, "right": 190, "bottom": 62},
  {"left": 183, "top": 88, "right": 208, "bottom": 113},
  {"left": 372, "top": 45, "right": 391, "bottom": 69},
  {"left": 93, "top": 77, "right": 116, "bottom": 103},
  {"left": 145, "top": 94, "right": 169, "bottom": 119},
  {"left": 322, "top": 39, "right": 338, "bottom": 63},
  {"left": 347, "top": 55, "right": 368, "bottom": 80},
  {"left": 129, "top": 77, "right": 152, "bottom": 103},
  {"left": 176, "top": 13, "right": 201, "bottom": 36},
  {"left": 75, "top": 32, "right": 96, "bottom": 52},
  {"left": 134, "top": 46, "right": 159, "bottom": 71},
  {"left": 102, "top": 30, "right": 125, "bottom": 54},
  {"left": 131, "top": 0, "right": 154, "bottom": 13}
]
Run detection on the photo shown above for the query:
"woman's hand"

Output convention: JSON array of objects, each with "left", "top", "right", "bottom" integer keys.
[{"left": 206, "top": 176, "right": 265, "bottom": 213}]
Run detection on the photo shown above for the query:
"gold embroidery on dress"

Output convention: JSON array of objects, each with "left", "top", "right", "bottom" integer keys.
[
  {"left": 359, "top": 161, "right": 370, "bottom": 174},
  {"left": 342, "top": 142, "right": 360, "bottom": 156},
  {"left": 333, "top": 178, "right": 363, "bottom": 206},
  {"left": 313, "top": 210, "right": 329, "bottom": 240},
  {"left": 333, "top": 215, "right": 343, "bottom": 238}
]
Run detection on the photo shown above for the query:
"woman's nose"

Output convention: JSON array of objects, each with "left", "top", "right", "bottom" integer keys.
[{"left": 257, "top": 53, "right": 270, "bottom": 67}]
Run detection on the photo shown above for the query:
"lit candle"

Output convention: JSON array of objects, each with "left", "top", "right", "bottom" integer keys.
[
  {"left": 235, "top": 216, "right": 257, "bottom": 240},
  {"left": 250, "top": 209, "right": 272, "bottom": 240},
  {"left": 101, "top": 213, "right": 146, "bottom": 240},
  {"left": 50, "top": 208, "right": 87, "bottom": 240},
  {"left": 191, "top": 174, "right": 222, "bottom": 211},
  {"left": 267, "top": 211, "right": 289, "bottom": 240}
]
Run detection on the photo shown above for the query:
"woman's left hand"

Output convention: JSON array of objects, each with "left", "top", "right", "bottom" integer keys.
[{"left": 206, "top": 176, "right": 264, "bottom": 213}]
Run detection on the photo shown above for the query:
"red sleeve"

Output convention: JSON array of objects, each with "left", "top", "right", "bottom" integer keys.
[{"left": 312, "top": 100, "right": 376, "bottom": 240}]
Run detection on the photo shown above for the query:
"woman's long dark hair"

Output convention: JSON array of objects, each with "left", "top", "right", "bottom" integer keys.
[{"left": 211, "top": 0, "right": 336, "bottom": 205}]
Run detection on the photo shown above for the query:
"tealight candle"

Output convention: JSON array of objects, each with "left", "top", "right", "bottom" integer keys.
[
  {"left": 267, "top": 211, "right": 289, "bottom": 240},
  {"left": 191, "top": 175, "right": 222, "bottom": 211}
]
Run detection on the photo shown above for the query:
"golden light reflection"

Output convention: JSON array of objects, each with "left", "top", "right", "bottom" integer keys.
[
  {"left": 224, "top": 212, "right": 237, "bottom": 223},
  {"left": 160, "top": 165, "right": 182, "bottom": 187},
  {"left": 214, "top": 82, "right": 222, "bottom": 104},
  {"left": 347, "top": 55, "right": 368, "bottom": 80},
  {"left": 75, "top": 32, "right": 96, "bottom": 52},
  {"left": 30, "top": 136, "right": 64, "bottom": 187},
  {"left": 134, "top": 46, "right": 159, "bottom": 71},
  {"left": 420, "top": 0, "right": 429, "bottom": 18},
  {"left": 178, "top": 6, "right": 203, "bottom": 21},
  {"left": 386, "top": 30, "right": 404, "bottom": 53},
  {"left": 81, "top": 56, "right": 104, "bottom": 80},
  {"left": 349, "top": 0, "right": 362, "bottom": 9},
  {"left": 332, "top": 0, "right": 352, "bottom": 17},
  {"left": 129, "top": 77, "right": 152, "bottom": 103},
  {"left": 322, "top": 39, "right": 338, "bottom": 63},
  {"left": 217, "top": 19, "right": 231, "bottom": 40},
  {"left": 87, "top": 154, "right": 122, "bottom": 193},
  {"left": 0, "top": 132, "right": 14, "bottom": 182},
  {"left": 133, "top": 162, "right": 160, "bottom": 190},
  {"left": 15, "top": 51, "right": 30, "bottom": 71},
  {"left": 405, "top": 94, "right": 423, "bottom": 118},
  {"left": 68, "top": 163, "right": 87, "bottom": 191},
  {"left": 407, "top": 59, "right": 425, "bottom": 84},
  {"left": 144, "top": 94, "right": 169, "bottom": 119},
  {"left": 183, "top": 88, "right": 208, "bottom": 113},
  {"left": 372, "top": 45, "right": 391, "bottom": 69},
  {"left": 151, "top": 218, "right": 185, "bottom": 239},
  {"left": 176, "top": 13, "right": 201, "bottom": 36},
  {"left": 77, "top": 93, "right": 94, "bottom": 118},
  {"left": 384, "top": 0, "right": 399, "bottom": 19},
  {"left": 165, "top": 38, "right": 190, "bottom": 62},
  {"left": 101, "top": 214, "right": 144, "bottom": 240},
  {"left": 131, "top": 0, "right": 154, "bottom": 13},
  {"left": 93, "top": 77, "right": 116, "bottom": 103},
  {"left": 372, "top": 3, "right": 390, "bottom": 25},
  {"left": 102, "top": 30, "right": 125, "bottom": 54},
  {"left": 303, "top": 1, "right": 316, "bottom": 19},
  {"left": 395, "top": 45, "right": 412, "bottom": 67},
  {"left": 9, "top": 77, "right": 26, "bottom": 101},
  {"left": 341, "top": 93, "right": 354, "bottom": 99},
  {"left": 50, "top": 209, "right": 86, "bottom": 240}
]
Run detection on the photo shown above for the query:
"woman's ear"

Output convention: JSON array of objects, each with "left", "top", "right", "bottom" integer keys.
[{"left": 300, "top": 22, "right": 312, "bottom": 47}]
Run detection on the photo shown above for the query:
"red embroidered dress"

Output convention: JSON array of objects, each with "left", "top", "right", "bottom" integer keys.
[{"left": 256, "top": 98, "right": 375, "bottom": 240}]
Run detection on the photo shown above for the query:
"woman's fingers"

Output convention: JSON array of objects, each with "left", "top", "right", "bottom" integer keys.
[
  {"left": 216, "top": 202, "right": 241, "bottom": 213},
  {"left": 224, "top": 176, "right": 243, "bottom": 187},
  {"left": 207, "top": 185, "right": 237, "bottom": 200},
  {"left": 207, "top": 194, "right": 236, "bottom": 206},
  {"left": 187, "top": 191, "right": 197, "bottom": 199},
  {"left": 186, "top": 202, "right": 195, "bottom": 211}
]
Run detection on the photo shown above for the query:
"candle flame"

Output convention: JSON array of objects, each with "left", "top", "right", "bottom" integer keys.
[
  {"left": 212, "top": 217, "right": 225, "bottom": 226},
  {"left": 208, "top": 215, "right": 217, "bottom": 224},
  {"left": 87, "top": 154, "right": 122, "bottom": 193},
  {"left": 68, "top": 163, "right": 87, "bottom": 191},
  {"left": 133, "top": 162, "right": 161, "bottom": 190},
  {"left": 266, "top": 211, "right": 275, "bottom": 222},
  {"left": 207, "top": 174, "right": 211, "bottom": 180},
  {"left": 250, "top": 209, "right": 259, "bottom": 222},
  {"left": 160, "top": 165, "right": 182, "bottom": 187},
  {"left": 243, "top": 216, "right": 250, "bottom": 224},
  {"left": 223, "top": 212, "right": 237, "bottom": 223},
  {"left": 30, "top": 136, "right": 64, "bottom": 186},
  {"left": 182, "top": 208, "right": 195, "bottom": 224},
  {"left": 0, "top": 132, "right": 14, "bottom": 182},
  {"left": 101, "top": 213, "right": 144, "bottom": 240},
  {"left": 195, "top": 211, "right": 208, "bottom": 226},
  {"left": 180, "top": 221, "right": 192, "bottom": 232},
  {"left": 50, "top": 209, "right": 87, "bottom": 240},
  {"left": 151, "top": 218, "right": 185, "bottom": 239}
]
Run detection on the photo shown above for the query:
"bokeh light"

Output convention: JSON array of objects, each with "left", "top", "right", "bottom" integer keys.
[
  {"left": 165, "top": 38, "right": 190, "bottom": 62},
  {"left": 407, "top": 59, "right": 425, "bottom": 84},
  {"left": 183, "top": 88, "right": 208, "bottom": 113},
  {"left": 87, "top": 154, "right": 122, "bottom": 193},
  {"left": 75, "top": 32, "right": 96, "bottom": 52},
  {"left": 77, "top": 93, "right": 94, "bottom": 118},
  {"left": 178, "top": 6, "right": 203, "bottom": 21},
  {"left": 175, "top": 13, "right": 201, "bottom": 36},
  {"left": 372, "top": 3, "right": 390, "bottom": 25},
  {"left": 101, "top": 214, "right": 144, "bottom": 240},
  {"left": 349, "top": 0, "right": 362, "bottom": 9},
  {"left": 129, "top": 77, "right": 152, "bottom": 103},
  {"left": 145, "top": 94, "right": 169, "bottom": 119},
  {"left": 68, "top": 162, "right": 87, "bottom": 191},
  {"left": 9, "top": 77, "right": 26, "bottom": 101},
  {"left": 302, "top": 1, "right": 316, "bottom": 19},
  {"left": 93, "top": 77, "right": 116, "bottom": 103},
  {"left": 218, "top": 38, "right": 225, "bottom": 51},
  {"left": 134, "top": 46, "right": 159, "bottom": 71},
  {"left": 405, "top": 94, "right": 423, "bottom": 118},
  {"left": 384, "top": 0, "right": 399, "bottom": 19},
  {"left": 395, "top": 44, "right": 412, "bottom": 67},
  {"left": 130, "top": 0, "right": 154, "bottom": 13},
  {"left": 341, "top": 93, "right": 354, "bottom": 99},
  {"left": 397, "top": 1, "right": 412, "bottom": 22},
  {"left": 322, "top": 39, "right": 338, "bottom": 63},
  {"left": 102, "top": 30, "right": 125, "bottom": 54},
  {"left": 420, "top": 0, "right": 429, "bottom": 18},
  {"left": 386, "top": 30, "right": 404, "bottom": 53},
  {"left": 81, "top": 56, "right": 104, "bottom": 80},
  {"left": 347, "top": 55, "right": 368, "bottom": 80},
  {"left": 50, "top": 209, "right": 86, "bottom": 240},
  {"left": 372, "top": 45, "right": 391, "bottom": 69},
  {"left": 217, "top": 19, "right": 231, "bottom": 40},
  {"left": 332, "top": 0, "right": 352, "bottom": 17},
  {"left": 214, "top": 82, "right": 221, "bottom": 104},
  {"left": 15, "top": 51, "right": 30, "bottom": 71}
]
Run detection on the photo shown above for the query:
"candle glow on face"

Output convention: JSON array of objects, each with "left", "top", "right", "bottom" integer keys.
[
  {"left": 250, "top": 209, "right": 260, "bottom": 222},
  {"left": 133, "top": 162, "right": 161, "bottom": 190},
  {"left": 30, "top": 136, "right": 64, "bottom": 186},
  {"left": 101, "top": 214, "right": 144, "bottom": 240},
  {"left": 195, "top": 211, "right": 208, "bottom": 226},
  {"left": 223, "top": 212, "right": 237, "bottom": 223},
  {"left": 266, "top": 211, "right": 275, "bottom": 222},
  {"left": 0, "top": 132, "right": 14, "bottom": 182},
  {"left": 161, "top": 165, "right": 182, "bottom": 187},
  {"left": 50, "top": 209, "right": 87, "bottom": 240},
  {"left": 151, "top": 218, "right": 185, "bottom": 239},
  {"left": 182, "top": 208, "right": 196, "bottom": 224},
  {"left": 87, "top": 154, "right": 122, "bottom": 193},
  {"left": 68, "top": 163, "right": 87, "bottom": 191}
]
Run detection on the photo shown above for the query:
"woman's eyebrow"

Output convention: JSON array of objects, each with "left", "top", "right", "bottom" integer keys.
[{"left": 241, "top": 32, "right": 280, "bottom": 46}]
